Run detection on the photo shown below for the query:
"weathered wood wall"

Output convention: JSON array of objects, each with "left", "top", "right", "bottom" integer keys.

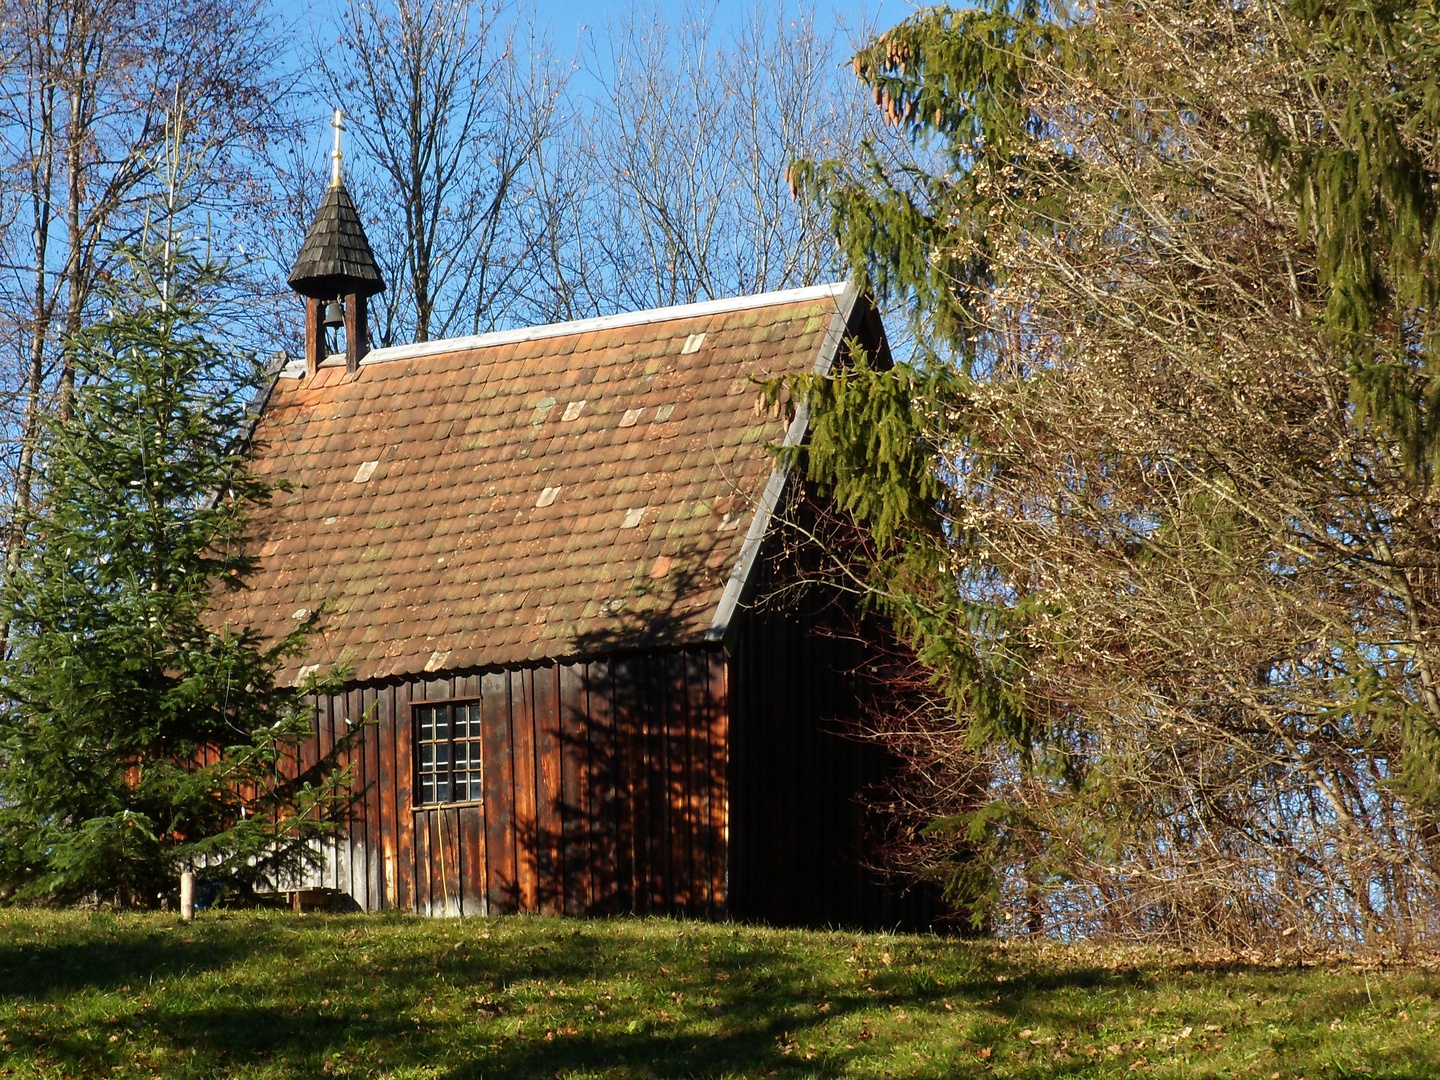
[
  {"left": 286, "top": 595, "right": 940, "bottom": 929},
  {"left": 294, "top": 647, "right": 729, "bottom": 917}
]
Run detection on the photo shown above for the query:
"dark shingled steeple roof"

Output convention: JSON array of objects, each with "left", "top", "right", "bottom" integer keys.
[{"left": 287, "top": 183, "right": 385, "bottom": 300}]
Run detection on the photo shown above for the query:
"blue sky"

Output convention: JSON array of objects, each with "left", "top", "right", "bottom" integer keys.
[
  {"left": 270, "top": 0, "right": 920, "bottom": 184},
  {"left": 529, "top": 0, "right": 916, "bottom": 47},
  {"left": 278, "top": 1, "right": 919, "bottom": 63}
]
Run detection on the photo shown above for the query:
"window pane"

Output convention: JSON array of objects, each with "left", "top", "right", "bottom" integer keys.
[{"left": 416, "top": 702, "right": 489, "bottom": 805}]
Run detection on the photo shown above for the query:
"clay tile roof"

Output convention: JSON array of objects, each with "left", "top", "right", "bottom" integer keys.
[
  {"left": 287, "top": 183, "right": 385, "bottom": 300},
  {"left": 222, "top": 282, "right": 860, "bottom": 684}
]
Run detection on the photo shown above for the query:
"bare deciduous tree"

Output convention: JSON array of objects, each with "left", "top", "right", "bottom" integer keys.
[
  {"left": 0, "top": 0, "right": 292, "bottom": 601},
  {"left": 314, "top": 0, "right": 566, "bottom": 345},
  {"left": 528, "top": 2, "right": 876, "bottom": 320}
]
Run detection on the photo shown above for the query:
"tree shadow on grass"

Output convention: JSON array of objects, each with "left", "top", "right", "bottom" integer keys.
[
  {"left": 4, "top": 918, "right": 958, "bottom": 1078},
  {"left": 0, "top": 918, "right": 264, "bottom": 997},
  {"left": 11, "top": 917, "right": 1437, "bottom": 1080}
]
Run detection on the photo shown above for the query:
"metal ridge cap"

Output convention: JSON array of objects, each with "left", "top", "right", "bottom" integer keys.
[{"left": 355, "top": 282, "right": 849, "bottom": 368}]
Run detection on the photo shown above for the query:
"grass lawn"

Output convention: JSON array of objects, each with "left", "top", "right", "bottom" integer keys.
[{"left": 0, "top": 910, "right": 1437, "bottom": 1079}]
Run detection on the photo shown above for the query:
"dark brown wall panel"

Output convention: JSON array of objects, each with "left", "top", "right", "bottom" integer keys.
[
  {"left": 649, "top": 658, "right": 671, "bottom": 913},
  {"left": 666, "top": 652, "right": 690, "bottom": 913},
  {"left": 533, "top": 664, "right": 564, "bottom": 915},
  {"left": 459, "top": 804, "right": 485, "bottom": 916},
  {"left": 611, "top": 657, "right": 640, "bottom": 912},
  {"left": 413, "top": 807, "right": 431, "bottom": 915},
  {"left": 586, "top": 660, "right": 619, "bottom": 916},
  {"left": 422, "top": 811, "right": 438, "bottom": 915},
  {"left": 311, "top": 695, "right": 334, "bottom": 891},
  {"left": 357, "top": 688, "right": 377, "bottom": 910},
  {"left": 333, "top": 693, "right": 357, "bottom": 900},
  {"left": 441, "top": 806, "right": 461, "bottom": 916},
  {"left": 728, "top": 599, "right": 942, "bottom": 931},
  {"left": 433, "top": 809, "right": 450, "bottom": 915},
  {"left": 375, "top": 686, "right": 397, "bottom": 910},
  {"left": 393, "top": 681, "right": 414, "bottom": 912},
  {"left": 558, "top": 662, "right": 590, "bottom": 916},
  {"left": 510, "top": 668, "right": 539, "bottom": 911},
  {"left": 299, "top": 696, "right": 318, "bottom": 798},
  {"left": 481, "top": 670, "right": 516, "bottom": 913},
  {"left": 686, "top": 651, "right": 717, "bottom": 916}
]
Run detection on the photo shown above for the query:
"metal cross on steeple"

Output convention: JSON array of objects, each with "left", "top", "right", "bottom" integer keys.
[{"left": 330, "top": 107, "right": 344, "bottom": 188}]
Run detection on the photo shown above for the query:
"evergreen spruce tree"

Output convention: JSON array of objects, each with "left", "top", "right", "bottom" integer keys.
[
  {"left": 0, "top": 250, "right": 348, "bottom": 907},
  {"left": 1255, "top": 0, "right": 1440, "bottom": 475}
]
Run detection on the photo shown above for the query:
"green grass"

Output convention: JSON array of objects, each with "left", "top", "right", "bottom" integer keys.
[{"left": 1, "top": 910, "right": 1438, "bottom": 1079}]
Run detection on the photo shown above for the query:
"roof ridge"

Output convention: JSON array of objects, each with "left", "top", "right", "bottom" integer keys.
[{"left": 317, "top": 281, "right": 847, "bottom": 373}]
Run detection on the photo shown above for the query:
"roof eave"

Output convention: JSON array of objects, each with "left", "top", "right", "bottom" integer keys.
[{"left": 703, "top": 279, "right": 865, "bottom": 650}]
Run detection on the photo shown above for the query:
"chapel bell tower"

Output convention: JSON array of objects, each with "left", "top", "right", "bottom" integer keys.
[{"left": 287, "top": 109, "right": 386, "bottom": 376}]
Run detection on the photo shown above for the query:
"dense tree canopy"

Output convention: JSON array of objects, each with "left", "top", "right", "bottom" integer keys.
[{"left": 791, "top": 0, "right": 1440, "bottom": 947}]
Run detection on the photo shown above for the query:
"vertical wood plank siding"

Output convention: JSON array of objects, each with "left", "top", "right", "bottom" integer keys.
[
  {"left": 727, "top": 602, "right": 943, "bottom": 932},
  {"left": 294, "top": 647, "right": 729, "bottom": 917}
]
